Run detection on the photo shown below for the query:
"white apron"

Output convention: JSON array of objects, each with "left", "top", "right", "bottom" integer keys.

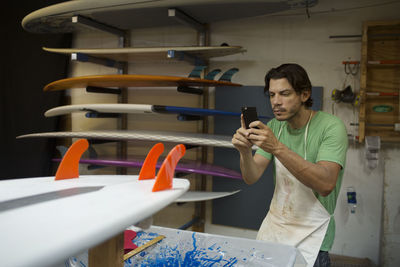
[{"left": 256, "top": 113, "right": 331, "bottom": 267}]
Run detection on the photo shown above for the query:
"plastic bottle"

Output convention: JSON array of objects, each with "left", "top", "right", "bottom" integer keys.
[{"left": 347, "top": 186, "right": 357, "bottom": 214}]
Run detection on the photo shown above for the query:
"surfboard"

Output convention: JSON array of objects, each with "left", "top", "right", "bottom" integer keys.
[
  {"left": 52, "top": 157, "right": 242, "bottom": 179},
  {"left": 43, "top": 74, "right": 241, "bottom": 92},
  {"left": 44, "top": 103, "right": 242, "bottom": 118},
  {"left": 43, "top": 46, "right": 246, "bottom": 62},
  {"left": 22, "top": 0, "right": 317, "bottom": 33},
  {"left": 175, "top": 190, "right": 240, "bottom": 202},
  {"left": 0, "top": 175, "right": 190, "bottom": 267},
  {"left": 17, "top": 130, "right": 255, "bottom": 150}
]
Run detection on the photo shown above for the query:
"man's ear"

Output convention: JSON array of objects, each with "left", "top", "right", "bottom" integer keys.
[{"left": 301, "top": 89, "right": 311, "bottom": 104}]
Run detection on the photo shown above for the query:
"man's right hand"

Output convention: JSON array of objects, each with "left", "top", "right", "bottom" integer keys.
[{"left": 232, "top": 114, "right": 254, "bottom": 153}]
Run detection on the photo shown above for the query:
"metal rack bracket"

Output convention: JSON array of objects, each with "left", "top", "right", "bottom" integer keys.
[
  {"left": 71, "top": 53, "right": 125, "bottom": 69},
  {"left": 72, "top": 15, "right": 126, "bottom": 38},
  {"left": 168, "top": 9, "right": 206, "bottom": 33}
]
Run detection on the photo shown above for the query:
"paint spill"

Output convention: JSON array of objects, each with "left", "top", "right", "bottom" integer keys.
[
  {"left": 128, "top": 232, "right": 239, "bottom": 266},
  {"left": 64, "top": 227, "right": 299, "bottom": 266}
]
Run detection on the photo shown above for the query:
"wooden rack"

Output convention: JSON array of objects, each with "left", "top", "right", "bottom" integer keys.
[{"left": 359, "top": 20, "right": 400, "bottom": 143}]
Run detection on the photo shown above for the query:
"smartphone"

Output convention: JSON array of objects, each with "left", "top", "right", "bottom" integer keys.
[{"left": 241, "top": 106, "right": 259, "bottom": 129}]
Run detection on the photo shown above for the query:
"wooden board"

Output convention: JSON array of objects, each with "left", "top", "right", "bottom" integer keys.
[
  {"left": 21, "top": 0, "right": 317, "bottom": 33},
  {"left": 43, "top": 46, "right": 246, "bottom": 62},
  {"left": 0, "top": 175, "right": 189, "bottom": 267},
  {"left": 17, "top": 130, "right": 254, "bottom": 150},
  {"left": 43, "top": 74, "right": 241, "bottom": 92}
]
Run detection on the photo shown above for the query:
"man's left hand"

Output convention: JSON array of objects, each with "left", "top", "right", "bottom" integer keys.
[{"left": 246, "top": 121, "right": 280, "bottom": 154}]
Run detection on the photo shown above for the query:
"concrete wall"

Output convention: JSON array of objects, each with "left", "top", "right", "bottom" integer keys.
[{"left": 69, "top": 0, "right": 400, "bottom": 265}]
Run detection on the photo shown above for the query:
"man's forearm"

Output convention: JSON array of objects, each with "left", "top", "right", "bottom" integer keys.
[{"left": 239, "top": 150, "right": 264, "bottom": 185}]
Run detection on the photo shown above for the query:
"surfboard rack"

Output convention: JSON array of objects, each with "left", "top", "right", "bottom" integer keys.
[
  {"left": 72, "top": 52, "right": 125, "bottom": 70},
  {"left": 70, "top": 15, "right": 129, "bottom": 176},
  {"left": 86, "top": 86, "right": 122, "bottom": 95},
  {"left": 178, "top": 216, "right": 201, "bottom": 230},
  {"left": 85, "top": 112, "right": 121, "bottom": 119},
  {"left": 88, "top": 139, "right": 118, "bottom": 146},
  {"left": 168, "top": 8, "right": 206, "bottom": 33},
  {"left": 177, "top": 86, "right": 203, "bottom": 95},
  {"left": 72, "top": 15, "right": 125, "bottom": 38}
]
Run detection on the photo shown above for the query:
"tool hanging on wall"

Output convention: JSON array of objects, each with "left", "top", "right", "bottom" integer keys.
[
  {"left": 331, "top": 85, "right": 360, "bottom": 105},
  {"left": 331, "top": 61, "right": 360, "bottom": 106},
  {"left": 343, "top": 61, "right": 360, "bottom": 76}
]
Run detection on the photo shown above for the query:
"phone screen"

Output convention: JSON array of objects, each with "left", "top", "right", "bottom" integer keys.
[{"left": 241, "top": 106, "right": 259, "bottom": 129}]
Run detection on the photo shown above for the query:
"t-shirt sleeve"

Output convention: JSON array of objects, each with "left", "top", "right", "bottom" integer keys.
[{"left": 316, "top": 117, "right": 348, "bottom": 168}]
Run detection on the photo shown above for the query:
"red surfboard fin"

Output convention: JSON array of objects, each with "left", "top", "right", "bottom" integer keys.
[
  {"left": 138, "top": 143, "right": 164, "bottom": 180},
  {"left": 152, "top": 144, "right": 186, "bottom": 192},
  {"left": 55, "top": 139, "right": 89, "bottom": 180}
]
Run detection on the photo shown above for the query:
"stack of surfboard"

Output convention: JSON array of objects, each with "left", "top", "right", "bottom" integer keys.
[{"left": 17, "top": 0, "right": 284, "bottom": 225}]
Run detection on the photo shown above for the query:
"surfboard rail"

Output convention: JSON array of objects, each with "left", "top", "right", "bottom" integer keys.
[
  {"left": 43, "top": 74, "right": 242, "bottom": 92},
  {"left": 17, "top": 130, "right": 248, "bottom": 149},
  {"left": 44, "top": 103, "right": 242, "bottom": 117}
]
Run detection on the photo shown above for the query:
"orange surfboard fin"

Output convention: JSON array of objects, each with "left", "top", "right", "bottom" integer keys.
[
  {"left": 138, "top": 143, "right": 164, "bottom": 180},
  {"left": 55, "top": 139, "right": 89, "bottom": 180},
  {"left": 152, "top": 144, "right": 186, "bottom": 192}
]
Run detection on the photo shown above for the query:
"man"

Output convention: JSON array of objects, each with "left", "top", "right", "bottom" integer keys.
[{"left": 232, "top": 63, "right": 348, "bottom": 267}]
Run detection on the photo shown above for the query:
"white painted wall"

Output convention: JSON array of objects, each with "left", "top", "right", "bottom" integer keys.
[{"left": 68, "top": 0, "right": 400, "bottom": 265}]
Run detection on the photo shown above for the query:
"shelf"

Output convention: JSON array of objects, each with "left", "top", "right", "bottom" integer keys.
[{"left": 359, "top": 20, "right": 400, "bottom": 143}]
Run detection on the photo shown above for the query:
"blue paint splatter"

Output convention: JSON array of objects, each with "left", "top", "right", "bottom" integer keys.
[
  {"left": 64, "top": 229, "right": 278, "bottom": 267},
  {"left": 128, "top": 232, "right": 238, "bottom": 266}
]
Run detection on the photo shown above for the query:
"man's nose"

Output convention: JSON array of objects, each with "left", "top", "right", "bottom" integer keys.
[{"left": 271, "top": 95, "right": 281, "bottom": 106}]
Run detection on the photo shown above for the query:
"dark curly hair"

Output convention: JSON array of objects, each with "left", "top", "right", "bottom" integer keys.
[{"left": 264, "top": 63, "right": 313, "bottom": 108}]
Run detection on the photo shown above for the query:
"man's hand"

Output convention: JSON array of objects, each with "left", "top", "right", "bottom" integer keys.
[
  {"left": 246, "top": 121, "right": 281, "bottom": 154},
  {"left": 232, "top": 115, "right": 254, "bottom": 154},
  {"left": 232, "top": 115, "right": 271, "bottom": 184}
]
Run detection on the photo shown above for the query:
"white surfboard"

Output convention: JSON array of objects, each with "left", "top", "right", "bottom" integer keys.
[
  {"left": 175, "top": 190, "right": 240, "bottom": 202},
  {"left": 18, "top": 130, "right": 253, "bottom": 150},
  {"left": 0, "top": 175, "right": 189, "bottom": 267},
  {"left": 22, "top": 0, "right": 316, "bottom": 33},
  {"left": 44, "top": 103, "right": 241, "bottom": 118},
  {"left": 43, "top": 46, "right": 246, "bottom": 62}
]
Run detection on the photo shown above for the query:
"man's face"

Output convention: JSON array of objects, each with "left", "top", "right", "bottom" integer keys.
[{"left": 268, "top": 78, "right": 308, "bottom": 122}]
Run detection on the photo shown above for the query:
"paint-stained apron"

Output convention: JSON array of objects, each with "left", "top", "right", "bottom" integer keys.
[{"left": 256, "top": 114, "right": 331, "bottom": 267}]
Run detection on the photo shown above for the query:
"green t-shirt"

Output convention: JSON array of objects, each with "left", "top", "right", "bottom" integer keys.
[{"left": 256, "top": 111, "right": 348, "bottom": 251}]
